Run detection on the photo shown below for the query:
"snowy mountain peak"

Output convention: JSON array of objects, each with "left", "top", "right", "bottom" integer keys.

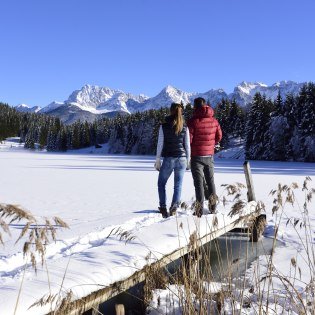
[
  {"left": 82, "top": 84, "right": 123, "bottom": 94},
  {"left": 235, "top": 81, "right": 268, "bottom": 95},
  {"left": 65, "top": 85, "right": 125, "bottom": 113},
  {"left": 67, "top": 85, "right": 121, "bottom": 108},
  {"left": 238, "top": 81, "right": 267, "bottom": 87},
  {"left": 156, "top": 85, "right": 193, "bottom": 104},
  {"left": 272, "top": 80, "right": 297, "bottom": 88},
  {"left": 162, "top": 85, "right": 180, "bottom": 93},
  {"left": 15, "top": 104, "right": 41, "bottom": 113},
  {"left": 16, "top": 103, "right": 30, "bottom": 108},
  {"left": 211, "top": 88, "right": 225, "bottom": 93}
]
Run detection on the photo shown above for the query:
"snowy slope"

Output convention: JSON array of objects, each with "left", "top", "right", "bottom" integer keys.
[
  {"left": 0, "top": 141, "right": 314, "bottom": 314},
  {"left": 39, "top": 101, "right": 64, "bottom": 113}
]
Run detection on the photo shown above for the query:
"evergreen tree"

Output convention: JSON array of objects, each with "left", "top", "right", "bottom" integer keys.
[
  {"left": 245, "top": 93, "right": 275, "bottom": 159},
  {"left": 57, "top": 127, "right": 68, "bottom": 151},
  {"left": 24, "top": 125, "right": 36, "bottom": 149},
  {"left": 215, "top": 99, "right": 231, "bottom": 148},
  {"left": 264, "top": 92, "right": 288, "bottom": 160},
  {"left": 71, "top": 122, "right": 81, "bottom": 149},
  {"left": 282, "top": 93, "right": 298, "bottom": 160},
  {"left": 229, "top": 99, "right": 245, "bottom": 140},
  {"left": 38, "top": 125, "right": 48, "bottom": 149},
  {"left": 184, "top": 103, "right": 193, "bottom": 121},
  {"left": 300, "top": 83, "right": 315, "bottom": 161}
]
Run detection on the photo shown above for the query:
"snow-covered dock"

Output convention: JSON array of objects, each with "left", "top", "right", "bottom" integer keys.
[{"left": 46, "top": 200, "right": 261, "bottom": 315}]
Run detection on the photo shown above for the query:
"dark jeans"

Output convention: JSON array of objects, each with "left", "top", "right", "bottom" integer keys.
[{"left": 191, "top": 156, "right": 216, "bottom": 205}]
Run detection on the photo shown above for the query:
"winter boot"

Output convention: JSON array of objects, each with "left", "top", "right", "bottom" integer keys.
[
  {"left": 192, "top": 201, "right": 203, "bottom": 218},
  {"left": 169, "top": 204, "right": 179, "bottom": 216},
  {"left": 158, "top": 207, "right": 168, "bottom": 218},
  {"left": 209, "top": 204, "right": 217, "bottom": 214},
  {"left": 208, "top": 194, "right": 218, "bottom": 214}
]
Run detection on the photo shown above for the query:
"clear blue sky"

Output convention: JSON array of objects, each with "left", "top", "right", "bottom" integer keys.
[{"left": 1, "top": 0, "right": 314, "bottom": 107}]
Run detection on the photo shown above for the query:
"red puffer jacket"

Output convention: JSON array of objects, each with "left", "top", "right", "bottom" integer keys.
[{"left": 187, "top": 105, "right": 222, "bottom": 156}]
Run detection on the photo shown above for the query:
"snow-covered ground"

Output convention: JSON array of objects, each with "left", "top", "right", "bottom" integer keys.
[{"left": 0, "top": 138, "right": 314, "bottom": 314}]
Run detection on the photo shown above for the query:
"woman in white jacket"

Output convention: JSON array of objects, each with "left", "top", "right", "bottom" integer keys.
[{"left": 155, "top": 103, "right": 191, "bottom": 218}]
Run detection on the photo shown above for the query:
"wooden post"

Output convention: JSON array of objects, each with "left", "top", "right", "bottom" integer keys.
[
  {"left": 243, "top": 161, "right": 256, "bottom": 202},
  {"left": 115, "top": 304, "right": 125, "bottom": 315}
]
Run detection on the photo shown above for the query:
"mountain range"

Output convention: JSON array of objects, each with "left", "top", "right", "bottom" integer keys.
[{"left": 15, "top": 81, "right": 305, "bottom": 124}]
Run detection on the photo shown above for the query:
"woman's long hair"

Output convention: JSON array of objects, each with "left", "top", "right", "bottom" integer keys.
[{"left": 170, "top": 103, "right": 184, "bottom": 135}]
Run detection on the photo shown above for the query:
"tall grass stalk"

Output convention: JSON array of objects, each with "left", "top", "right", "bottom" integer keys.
[{"left": 0, "top": 203, "right": 69, "bottom": 314}]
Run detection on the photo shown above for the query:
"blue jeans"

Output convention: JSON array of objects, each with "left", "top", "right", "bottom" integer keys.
[{"left": 158, "top": 157, "right": 187, "bottom": 208}]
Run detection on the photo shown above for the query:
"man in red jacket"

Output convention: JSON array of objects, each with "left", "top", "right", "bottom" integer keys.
[{"left": 187, "top": 97, "right": 222, "bottom": 216}]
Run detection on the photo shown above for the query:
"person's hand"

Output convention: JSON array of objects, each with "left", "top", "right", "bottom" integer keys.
[
  {"left": 154, "top": 158, "right": 161, "bottom": 171},
  {"left": 215, "top": 143, "right": 221, "bottom": 153},
  {"left": 186, "top": 159, "right": 191, "bottom": 170}
]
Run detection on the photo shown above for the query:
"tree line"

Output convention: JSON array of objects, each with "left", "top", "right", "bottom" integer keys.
[
  {"left": 245, "top": 83, "right": 315, "bottom": 162},
  {"left": 0, "top": 82, "right": 314, "bottom": 162}
]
